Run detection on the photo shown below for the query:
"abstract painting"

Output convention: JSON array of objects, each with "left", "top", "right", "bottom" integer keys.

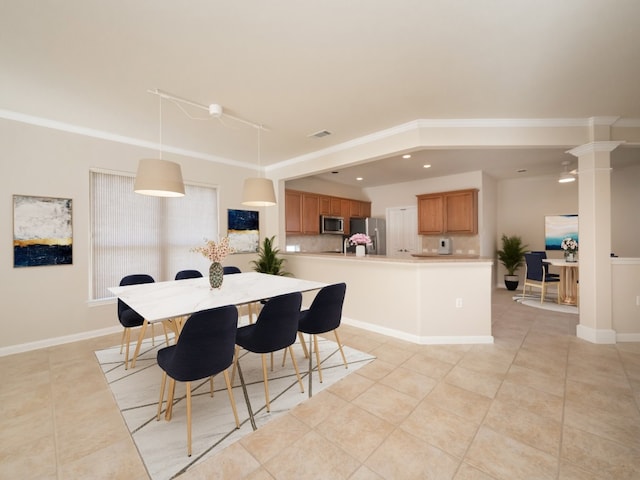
[
  {"left": 13, "top": 195, "right": 73, "bottom": 267},
  {"left": 227, "top": 209, "right": 259, "bottom": 253},
  {"left": 545, "top": 214, "right": 578, "bottom": 250}
]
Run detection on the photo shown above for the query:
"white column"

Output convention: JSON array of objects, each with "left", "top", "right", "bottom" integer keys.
[{"left": 567, "top": 141, "right": 623, "bottom": 343}]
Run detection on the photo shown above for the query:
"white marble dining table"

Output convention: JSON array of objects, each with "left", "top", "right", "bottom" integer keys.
[
  {"left": 109, "top": 271, "right": 327, "bottom": 323},
  {"left": 109, "top": 271, "right": 328, "bottom": 430}
]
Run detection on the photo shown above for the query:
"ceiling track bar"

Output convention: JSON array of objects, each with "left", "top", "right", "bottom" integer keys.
[{"left": 147, "top": 88, "right": 268, "bottom": 130}]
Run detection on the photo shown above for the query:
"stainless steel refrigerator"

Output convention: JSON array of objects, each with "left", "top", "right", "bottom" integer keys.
[{"left": 349, "top": 217, "right": 386, "bottom": 255}]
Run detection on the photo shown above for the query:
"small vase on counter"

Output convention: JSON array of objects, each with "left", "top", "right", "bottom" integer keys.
[
  {"left": 564, "top": 252, "right": 576, "bottom": 262},
  {"left": 355, "top": 245, "right": 366, "bottom": 257}
]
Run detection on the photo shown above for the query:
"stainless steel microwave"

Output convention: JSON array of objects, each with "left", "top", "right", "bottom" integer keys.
[{"left": 320, "top": 215, "right": 344, "bottom": 234}]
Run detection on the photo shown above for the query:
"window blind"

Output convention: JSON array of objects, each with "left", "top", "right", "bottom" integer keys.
[{"left": 90, "top": 170, "right": 218, "bottom": 300}]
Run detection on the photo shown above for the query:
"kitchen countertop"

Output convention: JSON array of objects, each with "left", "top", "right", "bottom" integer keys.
[{"left": 283, "top": 252, "right": 490, "bottom": 263}]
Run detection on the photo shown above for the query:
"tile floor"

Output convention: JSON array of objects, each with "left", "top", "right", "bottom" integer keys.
[{"left": 1, "top": 289, "right": 640, "bottom": 479}]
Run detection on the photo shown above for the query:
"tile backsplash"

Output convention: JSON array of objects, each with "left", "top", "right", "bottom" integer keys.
[
  {"left": 421, "top": 235, "right": 480, "bottom": 255},
  {"left": 285, "top": 235, "right": 344, "bottom": 253}
]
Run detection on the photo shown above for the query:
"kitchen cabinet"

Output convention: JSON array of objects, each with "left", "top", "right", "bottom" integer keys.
[
  {"left": 319, "top": 196, "right": 331, "bottom": 215},
  {"left": 417, "top": 188, "right": 478, "bottom": 235},
  {"left": 330, "top": 197, "right": 342, "bottom": 216},
  {"left": 349, "top": 200, "right": 371, "bottom": 218},
  {"left": 286, "top": 190, "right": 320, "bottom": 234}
]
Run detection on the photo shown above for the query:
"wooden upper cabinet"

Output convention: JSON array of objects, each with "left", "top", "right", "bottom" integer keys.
[
  {"left": 417, "top": 194, "right": 444, "bottom": 234},
  {"left": 330, "top": 197, "right": 342, "bottom": 216},
  {"left": 445, "top": 189, "right": 478, "bottom": 234},
  {"left": 285, "top": 190, "right": 303, "bottom": 234},
  {"left": 301, "top": 193, "right": 320, "bottom": 234},
  {"left": 417, "top": 189, "right": 478, "bottom": 235},
  {"left": 319, "top": 195, "right": 331, "bottom": 216},
  {"left": 360, "top": 201, "right": 371, "bottom": 218},
  {"left": 350, "top": 199, "right": 370, "bottom": 218}
]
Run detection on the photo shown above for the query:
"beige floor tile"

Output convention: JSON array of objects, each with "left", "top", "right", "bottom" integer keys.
[
  {"left": 355, "top": 358, "right": 396, "bottom": 381},
  {"left": 316, "top": 403, "right": 395, "bottom": 462},
  {"left": 563, "top": 398, "right": 640, "bottom": 449},
  {"left": 400, "top": 401, "right": 479, "bottom": 459},
  {"left": 327, "top": 371, "right": 375, "bottom": 401},
  {"left": 457, "top": 347, "right": 515, "bottom": 376},
  {"left": 425, "top": 382, "right": 492, "bottom": 424},
  {"left": 352, "top": 382, "right": 420, "bottom": 425},
  {"left": 565, "top": 378, "right": 638, "bottom": 418},
  {"left": 494, "top": 380, "right": 564, "bottom": 422},
  {"left": 421, "top": 344, "right": 472, "bottom": 365},
  {"left": 348, "top": 465, "right": 384, "bottom": 480},
  {"left": 465, "top": 426, "right": 558, "bottom": 480},
  {"left": 181, "top": 441, "right": 261, "bottom": 480},
  {"left": 58, "top": 437, "right": 147, "bottom": 480},
  {"left": 263, "top": 430, "right": 360, "bottom": 480},
  {"left": 0, "top": 432, "right": 57, "bottom": 479},
  {"left": 561, "top": 425, "right": 640, "bottom": 479},
  {"left": 444, "top": 364, "right": 504, "bottom": 399},
  {"left": 379, "top": 365, "right": 437, "bottom": 399},
  {"left": 512, "top": 346, "right": 567, "bottom": 378},
  {"left": 504, "top": 363, "right": 566, "bottom": 397},
  {"left": 402, "top": 351, "right": 455, "bottom": 380},
  {"left": 240, "top": 413, "right": 310, "bottom": 464},
  {"left": 483, "top": 399, "right": 562, "bottom": 456},
  {"left": 290, "top": 389, "right": 348, "bottom": 428},
  {"left": 557, "top": 461, "right": 604, "bottom": 480},
  {"left": 453, "top": 462, "right": 499, "bottom": 480},
  {"left": 370, "top": 343, "right": 415, "bottom": 366},
  {"left": 365, "top": 428, "right": 460, "bottom": 480}
]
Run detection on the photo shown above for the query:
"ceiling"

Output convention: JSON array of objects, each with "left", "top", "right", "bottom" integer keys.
[{"left": 2, "top": 1, "right": 639, "bottom": 185}]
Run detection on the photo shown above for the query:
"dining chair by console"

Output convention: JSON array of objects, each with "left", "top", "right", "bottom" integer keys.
[
  {"left": 296, "top": 283, "right": 348, "bottom": 394},
  {"left": 529, "top": 251, "right": 560, "bottom": 279},
  {"left": 118, "top": 274, "right": 155, "bottom": 369},
  {"left": 233, "top": 291, "right": 304, "bottom": 412},
  {"left": 156, "top": 305, "right": 240, "bottom": 457},
  {"left": 522, "top": 252, "right": 560, "bottom": 303}
]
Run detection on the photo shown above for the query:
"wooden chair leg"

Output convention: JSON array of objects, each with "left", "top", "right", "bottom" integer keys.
[
  {"left": 210, "top": 376, "right": 214, "bottom": 397},
  {"left": 186, "top": 381, "right": 192, "bottom": 457},
  {"left": 120, "top": 328, "right": 126, "bottom": 354},
  {"left": 261, "top": 354, "right": 271, "bottom": 412},
  {"left": 223, "top": 369, "right": 240, "bottom": 428},
  {"left": 230, "top": 346, "right": 239, "bottom": 385},
  {"left": 298, "top": 331, "right": 309, "bottom": 358},
  {"left": 165, "top": 378, "right": 176, "bottom": 420},
  {"left": 333, "top": 329, "right": 348, "bottom": 369},
  {"left": 124, "top": 328, "right": 132, "bottom": 370},
  {"left": 130, "top": 320, "right": 148, "bottom": 369},
  {"left": 157, "top": 371, "right": 167, "bottom": 420},
  {"left": 288, "top": 345, "right": 305, "bottom": 393}
]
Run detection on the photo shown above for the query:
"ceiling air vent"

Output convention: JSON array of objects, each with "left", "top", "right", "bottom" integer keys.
[{"left": 308, "top": 130, "right": 331, "bottom": 138}]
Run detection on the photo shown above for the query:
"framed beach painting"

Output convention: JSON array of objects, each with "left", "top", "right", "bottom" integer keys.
[
  {"left": 545, "top": 214, "right": 578, "bottom": 250},
  {"left": 227, "top": 209, "right": 259, "bottom": 253},
  {"left": 13, "top": 195, "right": 73, "bottom": 267}
]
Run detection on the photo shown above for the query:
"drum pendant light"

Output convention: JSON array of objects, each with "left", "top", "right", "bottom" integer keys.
[
  {"left": 242, "top": 127, "right": 276, "bottom": 206},
  {"left": 134, "top": 97, "right": 185, "bottom": 197}
]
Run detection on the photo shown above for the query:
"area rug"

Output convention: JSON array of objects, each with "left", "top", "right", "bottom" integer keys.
[
  {"left": 95, "top": 327, "right": 375, "bottom": 480},
  {"left": 513, "top": 295, "right": 578, "bottom": 314}
]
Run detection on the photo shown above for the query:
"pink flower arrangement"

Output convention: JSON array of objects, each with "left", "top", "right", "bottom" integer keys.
[
  {"left": 191, "top": 237, "right": 235, "bottom": 263},
  {"left": 349, "top": 233, "right": 372, "bottom": 246}
]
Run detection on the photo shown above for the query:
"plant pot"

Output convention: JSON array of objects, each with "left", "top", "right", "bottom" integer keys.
[{"left": 504, "top": 274, "right": 519, "bottom": 291}]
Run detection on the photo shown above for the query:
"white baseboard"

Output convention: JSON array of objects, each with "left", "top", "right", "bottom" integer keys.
[
  {"left": 576, "top": 324, "right": 617, "bottom": 344},
  {"left": 342, "top": 317, "right": 494, "bottom": 345},
  {"left": 0, "top": 325, "right": 121, "bottom": 357},
  {"left": 616, "top": 332, "right": 640, "bottom": 342}
]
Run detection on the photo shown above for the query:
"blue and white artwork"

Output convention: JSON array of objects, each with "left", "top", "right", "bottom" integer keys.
[
  {"left": 228, "top": 209, "right": 259, "bottom": 253},
  {"left": 545, "top": 214, "right": 578, "bottom": 250},
  {"left": 13, "top": 195, "right": 73, "bottom": 267}
]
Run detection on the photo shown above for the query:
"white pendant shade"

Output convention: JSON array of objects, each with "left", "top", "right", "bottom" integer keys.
[
  {"left": 134, "top": 159, "right": 185, "bottom": 197},
  {"left": 242, "top": 177, "right": 276, "bottom": 206}
]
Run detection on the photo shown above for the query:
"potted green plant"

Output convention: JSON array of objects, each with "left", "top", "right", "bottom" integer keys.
[
  {"left": 251, "top": 236, "right": 291, "bottom": 276},
  {"left": 496, "top": 234, "right": 528, "bottom": 290}
]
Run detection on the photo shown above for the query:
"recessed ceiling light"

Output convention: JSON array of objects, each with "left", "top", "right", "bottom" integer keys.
[
  {"left": 356, "top": 177, "right": 363, "bottom": 181},
  {"left": 402, "top": 154, "right": 411, "bottom": 159},
  {"left": 517, "top": 168, "right": 527, "bottom": 173},
  {"left": 423, "top": 164, "right": 431, "bottom": 169},
  {"left": 331, "top": 171, "right": 339, "bottom": 174}
]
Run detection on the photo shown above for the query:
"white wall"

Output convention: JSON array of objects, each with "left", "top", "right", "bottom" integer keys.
[{"left": 0, "top": 119, "right": 260, "bottom": 351}]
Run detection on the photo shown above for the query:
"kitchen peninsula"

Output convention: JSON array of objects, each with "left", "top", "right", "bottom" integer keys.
[{"left": 284, "top": 252, "right": 494, "bottom": 345}]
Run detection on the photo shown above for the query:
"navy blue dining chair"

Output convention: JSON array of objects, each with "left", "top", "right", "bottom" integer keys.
[
  {"left": 522, "top": 252, "right": 560, "bottom": 303},
  {"left": 156, "top": 305, "right": 240, "bottom": 457},
  {"left": 297, "top": 283, "right": 348, "bottom": 391},
  {"left": 118, "top": 274, "right": 155, "bottom": 369},
  {"left": 175, "top": 269, "right": 203, "bottom": 280},
  {"left": 223, "top": 266, "right": 242, "bottom": 275},
  {"left": 233, "top": 291, "right": 304, "bottom": 412}
]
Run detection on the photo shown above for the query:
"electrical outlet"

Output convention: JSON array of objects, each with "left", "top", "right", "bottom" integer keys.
[{"left": 456, "top": 298, "right": 463, "bottom": 308}]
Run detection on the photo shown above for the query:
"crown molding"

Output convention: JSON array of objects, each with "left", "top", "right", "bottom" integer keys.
[{"left": 566, "top": 141, "right": 626, "bottom": 157}]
